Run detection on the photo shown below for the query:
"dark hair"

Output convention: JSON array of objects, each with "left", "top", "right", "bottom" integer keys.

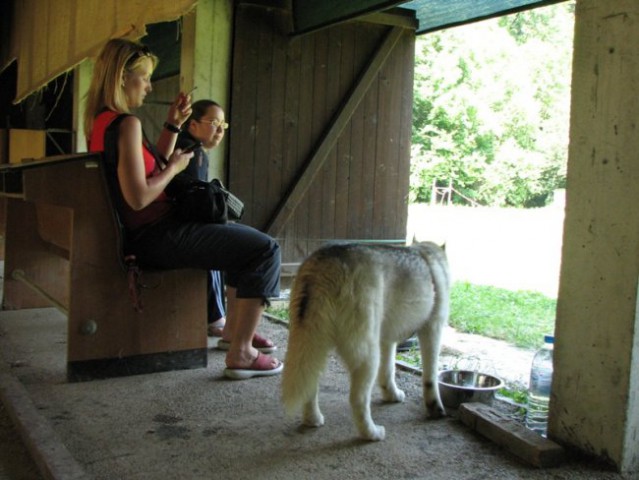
[{"left": 187, "top": 99, "right": 223, "bottom": 125}]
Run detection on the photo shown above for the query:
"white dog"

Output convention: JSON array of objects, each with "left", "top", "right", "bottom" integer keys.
[{"left": 282, "top": 241, "right": 450, "bottom": 441}]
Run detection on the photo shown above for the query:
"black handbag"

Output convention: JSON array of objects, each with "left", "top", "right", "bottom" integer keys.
[
  {"left": 159, "top": 152, "right": 244, "bottom": 224},
  {"left": 165, "top": 174, "right": 244, "bottom": 224},
  {"left": 165, "top": 173, "right": 230, "bottom": 224},
  {"left": 212, "top": 179, "right": 244, "bottom": 221}
]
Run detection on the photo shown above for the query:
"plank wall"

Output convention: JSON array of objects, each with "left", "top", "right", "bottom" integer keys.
[{"left": 229, "top": 5, "right": 415, "bottom": 263}]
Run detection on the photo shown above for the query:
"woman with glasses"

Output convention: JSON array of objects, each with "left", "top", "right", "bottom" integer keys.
[
  {"left": 177, "top": 100, "right": 276, "bottom": 354},
  {"left": 84, "top": 38, "right": 282, "bottom": 380}
]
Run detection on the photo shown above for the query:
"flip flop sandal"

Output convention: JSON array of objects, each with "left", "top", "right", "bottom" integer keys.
[
  {"left": 224, "top": 352, "right": 283, "bottom": 380},
  {"left": 216, "top": 333, "right": 277, "bottom": 354}
]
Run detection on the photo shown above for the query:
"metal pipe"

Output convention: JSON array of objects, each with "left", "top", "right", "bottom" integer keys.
[{"left": 10, "top": 269, "right": 68, "bottom": 316}]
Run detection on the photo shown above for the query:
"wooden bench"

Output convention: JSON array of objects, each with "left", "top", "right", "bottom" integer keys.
[{"left": 0, "top": 153, "right": 207, "bottom": 381}]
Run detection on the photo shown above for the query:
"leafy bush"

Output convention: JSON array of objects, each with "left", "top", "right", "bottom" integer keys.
[{"left": 411, "top": 3, "right": 574, "bottom": 208}]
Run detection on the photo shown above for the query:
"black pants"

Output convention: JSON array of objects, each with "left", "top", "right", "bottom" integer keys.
[{"left": 128, "top": 216, "right": 281, "bottom": 300}]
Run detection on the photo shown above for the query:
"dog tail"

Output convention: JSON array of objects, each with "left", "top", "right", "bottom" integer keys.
[{"left": 282, "top": 256, "right": 338, "bottom": 415}]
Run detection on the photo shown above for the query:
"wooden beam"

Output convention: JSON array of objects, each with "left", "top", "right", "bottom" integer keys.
[
  {"left": 359, "top": 8, "right": 418, "bottom": 30},
  {"left": 458, "top": 403, "right": 565, "bottom": 468},
  {"left": 292, "top": 0, "right": 402, "bottom": 35},
  {"left": 265, "top": 26, "right": 405, "bottom": 237}
]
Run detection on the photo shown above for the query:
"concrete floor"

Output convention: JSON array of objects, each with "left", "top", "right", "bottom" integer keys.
[{"left": 0, "top": 307, "right": 632, "bottom": 480}]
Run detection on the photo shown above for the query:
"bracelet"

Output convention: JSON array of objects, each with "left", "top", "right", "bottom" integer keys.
[{"left": 163, "top": 122, "right": 181, "bottom": 133}]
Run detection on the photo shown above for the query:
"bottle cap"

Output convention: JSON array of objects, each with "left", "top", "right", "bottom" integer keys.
[{"left": 544, "top": 334, "right": 555, "bottom": 344}]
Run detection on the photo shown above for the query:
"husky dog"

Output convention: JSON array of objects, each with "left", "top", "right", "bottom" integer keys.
[{"left": 282, "top": 241, "right": 450, "bottom": 441}]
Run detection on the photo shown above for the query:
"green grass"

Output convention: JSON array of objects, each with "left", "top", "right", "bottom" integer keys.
[
  {"left": 266, "top": 304, "right": 289, "bottom": 321},
  {"left": 450, "top": 281, "right": 556, "bottom": 350}
]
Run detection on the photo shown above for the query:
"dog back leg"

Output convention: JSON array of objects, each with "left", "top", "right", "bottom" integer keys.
[
  {"left": 417, "top": 243, "right": 450, "bottom": 419},
  {"left": 302, "top": 389, "right": 324, "bottom": 427},
  {"left": 417, "top": 319, "right": 446, "bottom": 419},
  {"left": 378, "top": 341, "right": 406, "bottom": 403},
  {"left": 337, "top": 326, "right": 385, "bottom": 440}
]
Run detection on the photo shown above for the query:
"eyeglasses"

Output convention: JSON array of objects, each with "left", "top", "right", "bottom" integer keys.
[
  {"left": 196, "top": 118, "right": 229, "bottom": 130},
  {"left": 126, "top": 45, "right": 152, "bottom": 66}
]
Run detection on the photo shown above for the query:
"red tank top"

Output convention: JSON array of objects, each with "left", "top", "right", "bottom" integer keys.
[{"left": 90, "top": 110, "right": 172, "bottom": 230}]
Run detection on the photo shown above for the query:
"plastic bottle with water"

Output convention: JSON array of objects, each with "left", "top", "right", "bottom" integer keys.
[{"left": 526, "top": 334, "right": 554, "bottom": 437}]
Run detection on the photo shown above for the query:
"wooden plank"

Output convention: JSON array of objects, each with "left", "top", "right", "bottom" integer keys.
[
  {"left": 253, "top": 9, "right": 275, "bottom": 225},
  {"left": 458, "top": 402, "right": 565, "bottom": 468},
  {"left": 346, "top": 26, "right": 371, "bottom": 240},
  {"left": 334, "top": 24, "right": 356, "bottom": 239},
  {"left": 308, "top": 29, "right": 328, "bottom": 243},
  {"left": 396, "top": 30, "right": 414, "bottom": 239},
  {"left": 266, "top": 26, "right": 405, "bottom": 237},
  {"left": 373, "top": 30, "right": 395, "bottom": 239},
  {"left": 230, "top": 6, "right": 260, "bottom": 227},
  {"left": 361, "top": 71, "right": 378, "bottom": 239},
  {"left": 280, "top": 23, "right": 302, "bottom": 258},
  {"left": 269, "top": 12, "right": 287, "bottom": 225},
  {"left": 375, "top": 29, "right": 409, "bottom": 239},
  {"left": 323, "top": 28, "right": 343, "bottom": 239},
  {"left": 293, "top": 33, "right": 316, "bottom": 254}
]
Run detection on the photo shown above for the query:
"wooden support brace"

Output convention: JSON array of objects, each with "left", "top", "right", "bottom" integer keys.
[{"left": 458, "top": 402, "right": 565, "bottom": 468}]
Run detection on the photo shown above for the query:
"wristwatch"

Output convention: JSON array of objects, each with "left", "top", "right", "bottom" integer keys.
[{"left": 163, "top": 122, "right": 181, "bottom": 133}]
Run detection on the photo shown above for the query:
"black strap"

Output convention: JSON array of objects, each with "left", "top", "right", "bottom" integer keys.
[
  {"left": 102, "top": 113, "right": 133, "bottom": 234},
  {"left": 102, "top": 113, "right": 150, "bottom": 312}
]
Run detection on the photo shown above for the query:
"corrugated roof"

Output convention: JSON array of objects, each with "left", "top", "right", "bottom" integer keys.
[
  {"left": 403, "top": 0, "right": 566, "bottom": 34},
  {"left": 292, "top": 0, "right": 567, "bottom": 36}
]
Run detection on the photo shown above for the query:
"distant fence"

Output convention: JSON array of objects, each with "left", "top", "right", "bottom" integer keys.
[{"left": 431, "top": 179, "right": 480, "bottom": 207}]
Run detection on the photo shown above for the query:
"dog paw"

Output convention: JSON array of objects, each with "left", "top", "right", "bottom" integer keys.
[
  {"left": 381, "top": 386, "right": 406, "bottom": 403},
  {"left": 361, "top": 425, "right": 386, "bottom": 441},
  {"left": 302, "top": 412, "right": 325, "bottom": 427},
  {"left": 425, "top": 400, "right": 446, "bottom": 419}
]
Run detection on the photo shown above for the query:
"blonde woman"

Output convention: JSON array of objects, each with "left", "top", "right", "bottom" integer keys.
[{"left": 85, "top": 38, "right": 282, "bottom": 379}]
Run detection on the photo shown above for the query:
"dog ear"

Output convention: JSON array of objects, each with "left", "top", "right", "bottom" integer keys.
[{"left": 440, "top": 242, "right": 447, "bottom": 252}]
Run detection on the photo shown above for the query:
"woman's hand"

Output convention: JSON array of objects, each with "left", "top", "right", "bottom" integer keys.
[
  {"left": 157, "top": 90, "right": 194, "bottom": 160},
  {"left": 166, "top": 91, "right": 193, "bottom": 129},
  {"left": 166, "top": 148, "right": 194, "bottom": 176}
]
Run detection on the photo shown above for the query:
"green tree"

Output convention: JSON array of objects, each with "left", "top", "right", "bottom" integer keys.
[{"left": 411, "top": 2, "right": 573, "bottom": 207}]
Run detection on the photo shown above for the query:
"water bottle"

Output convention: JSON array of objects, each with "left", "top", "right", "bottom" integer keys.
[{"left": 526, "top": 334, "right": 554, "bottom": 437}]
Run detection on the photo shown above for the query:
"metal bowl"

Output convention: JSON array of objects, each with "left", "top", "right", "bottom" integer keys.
[{"left": 438, "top": 370, "right": 504, "bottom": 409}]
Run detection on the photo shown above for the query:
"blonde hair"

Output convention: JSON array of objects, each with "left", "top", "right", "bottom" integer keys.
[{"left": 84, "top": 38, "right": 158, "bottom": 137}]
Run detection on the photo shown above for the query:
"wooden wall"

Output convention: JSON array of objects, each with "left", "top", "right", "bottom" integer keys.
[{"left": 229, "top": 5, "right": 415, "bottom": 263}]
